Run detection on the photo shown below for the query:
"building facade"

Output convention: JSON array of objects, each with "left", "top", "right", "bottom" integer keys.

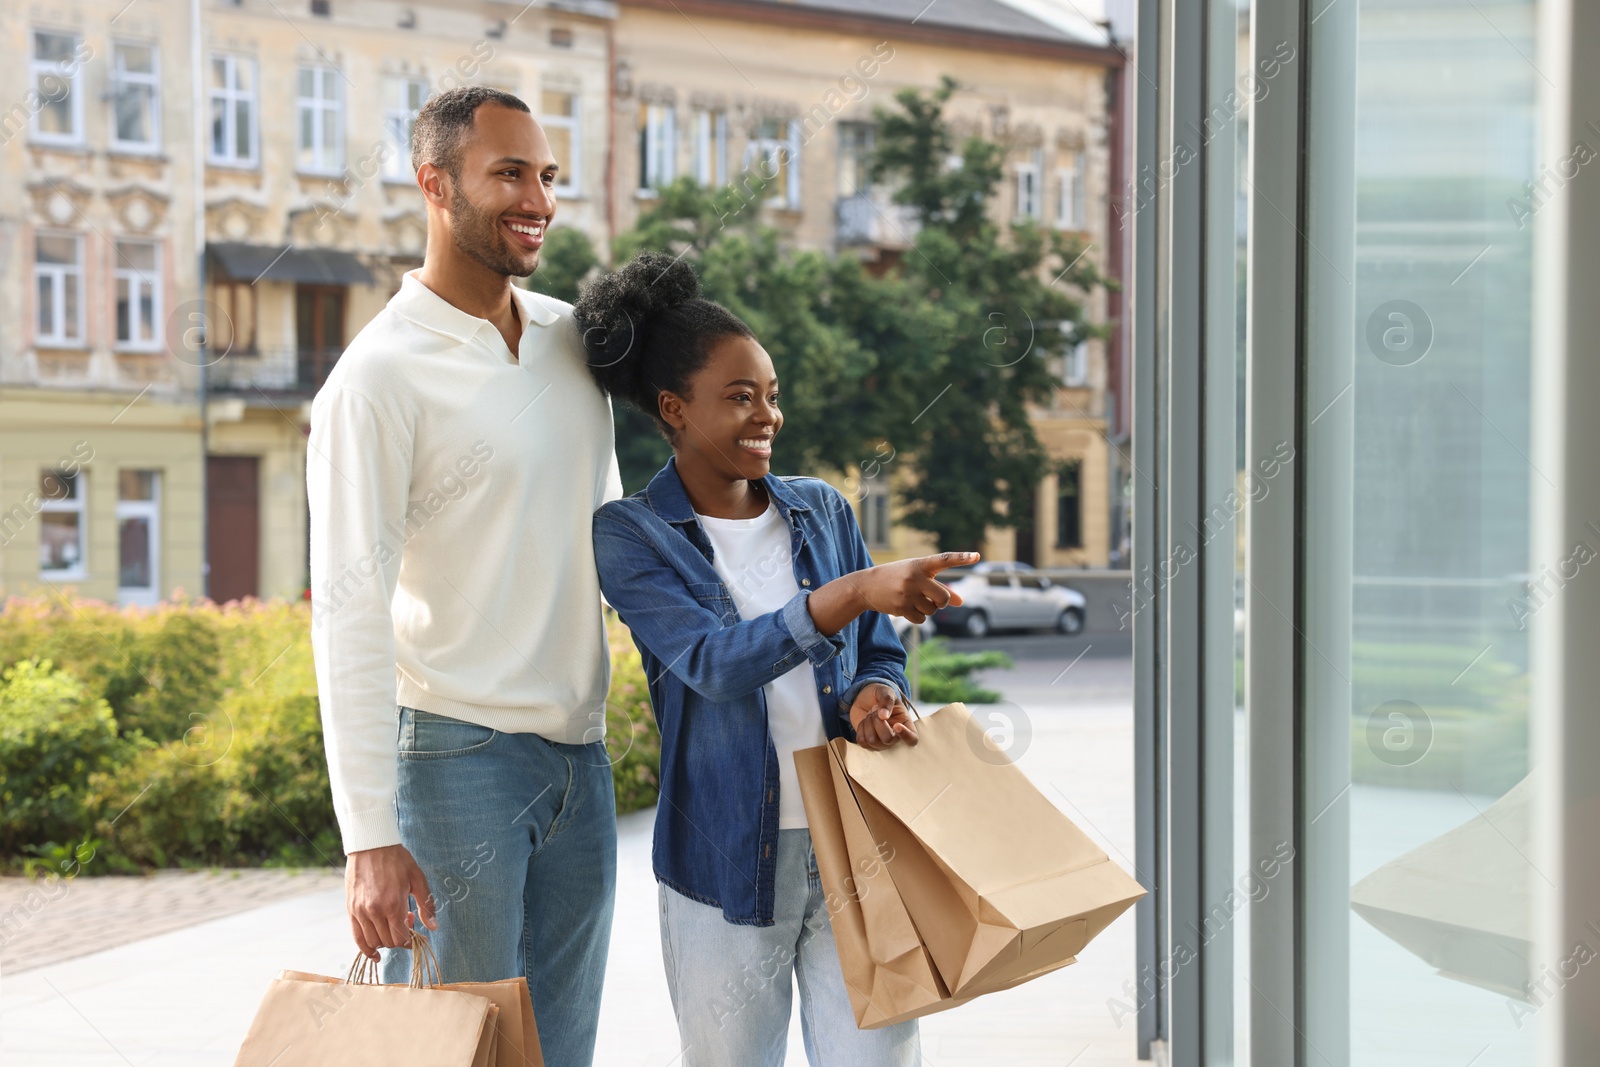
[
  {"left": 0, "top": 0, "right": 1121, "bottom": 606},
  {"left": 610, "top": 0, "right": 1124, "bottom": 567},
  {"left": 0, "top": 0, "right": 614, "bottom": 603}
]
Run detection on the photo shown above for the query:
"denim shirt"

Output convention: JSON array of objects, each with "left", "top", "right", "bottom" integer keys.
[{"left": 592, "top": 457, "right": 911, "bottom": 925}]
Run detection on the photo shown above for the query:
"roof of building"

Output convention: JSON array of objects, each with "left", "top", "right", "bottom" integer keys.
[{"left": 676, "top": 0, "right": 1113, "bottom": 53}]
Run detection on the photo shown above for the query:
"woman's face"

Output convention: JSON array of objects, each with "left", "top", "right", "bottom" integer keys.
[{"left": 660, "top": 334, "right": 782, "bottom": 482}]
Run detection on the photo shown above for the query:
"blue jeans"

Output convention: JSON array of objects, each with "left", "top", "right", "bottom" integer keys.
[
  {"left": 380, "top": 707, "right": 617, "bottom": 1067},
  {"left": 658, "top": 828, "right": 919, "bottom": 1067}
]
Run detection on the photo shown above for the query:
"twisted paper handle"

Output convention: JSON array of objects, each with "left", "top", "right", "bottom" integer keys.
[{"left": 345, "top": 929, "right": 442, "bottom": 989}]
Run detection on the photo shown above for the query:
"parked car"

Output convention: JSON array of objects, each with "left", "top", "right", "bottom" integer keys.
[{"left": 932, "top": 562, "right": 1087, "bottom": 638}]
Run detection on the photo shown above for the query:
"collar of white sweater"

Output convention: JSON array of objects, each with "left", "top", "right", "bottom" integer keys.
[{"left": 390, "top": 268, "right": 561, "bottom": 347}]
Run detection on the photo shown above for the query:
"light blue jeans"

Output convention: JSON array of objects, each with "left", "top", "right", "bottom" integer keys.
[
  {"left": 380, "top": 707, "right": 616, "bottom": 1067},
  {"left": 658, "top": 828, "right": 920, "bottom": 1067}
]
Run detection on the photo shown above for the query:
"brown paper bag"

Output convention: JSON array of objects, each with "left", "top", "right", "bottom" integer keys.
[
  {"left": 796, "top": 701, "right": 1146, "bottom": 1028},
  {"left": 235, "top": 933, "right": 506, "bottom": 1066},
  {"left": 280, "top": 970, "right": 544, "bottom": 1066}
]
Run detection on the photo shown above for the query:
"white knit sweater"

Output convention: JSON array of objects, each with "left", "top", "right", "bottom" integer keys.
[{"left": 307, "top": 270, "right": 622, "bottom": 853}]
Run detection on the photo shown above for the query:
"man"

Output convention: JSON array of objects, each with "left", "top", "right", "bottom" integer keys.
[{"left": 307, "top": 86, "right": 622, "bottom": 1066}]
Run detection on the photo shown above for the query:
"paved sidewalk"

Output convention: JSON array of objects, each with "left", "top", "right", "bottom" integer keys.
[
  {"left": 1, "top": 664, "right": 1140, "bottom": 1065},
  {"left": 0, "top": 868, "right": 345, "bottom": 974}
]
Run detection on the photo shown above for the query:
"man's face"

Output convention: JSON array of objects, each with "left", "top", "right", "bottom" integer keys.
[{"left": 442, "top": 104, "right": 558, "bottom": 277}]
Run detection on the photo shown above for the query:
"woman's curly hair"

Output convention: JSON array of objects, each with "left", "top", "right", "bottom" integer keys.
[{"left": 572, "top": 250, "right": 755, "bottom": 441}]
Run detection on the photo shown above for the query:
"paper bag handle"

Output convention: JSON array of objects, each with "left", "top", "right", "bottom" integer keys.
[
  {"left": 345, "top": 930, "right": 442, "bottom": 989},
  {"left": 901, "top": 691, "right": 923, "bottom": 720}
]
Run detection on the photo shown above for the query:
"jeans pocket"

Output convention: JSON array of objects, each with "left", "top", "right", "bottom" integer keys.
[{"left": 397, "top": 707, "right": 498, "bottom": 760}]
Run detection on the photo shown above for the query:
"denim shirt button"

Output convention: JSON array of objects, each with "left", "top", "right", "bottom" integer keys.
[
  {"left": 822, "top": 684, "right": 832, "bottom": 694},
  {"left": 801, "top": 578, "right": 811, "bottom": 586}
]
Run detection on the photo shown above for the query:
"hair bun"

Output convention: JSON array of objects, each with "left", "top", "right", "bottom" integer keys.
[{"left": 573, "top": 250, "right": 700, "bottom": 398}]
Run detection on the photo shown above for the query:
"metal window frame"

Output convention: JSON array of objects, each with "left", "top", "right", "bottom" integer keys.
[
  {"left": 1131, "top": 0, "right": 1246, "bottom": 1061},
  {"left": 1531, "top": 0, "right": 1600, "bottom": 1061},
  {"left": 1241, "top": 0, "right": 1305, "bottom": 1060}
]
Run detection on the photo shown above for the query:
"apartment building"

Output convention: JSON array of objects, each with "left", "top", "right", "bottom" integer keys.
[
  {"left": 611, "top": 0, "right": 1125, "bottom": 567},
  {"left": 0, "top": 0, "right": 1121, "bottom": 606},
  {"left": 0, "top": 0, "right": 613, "bottom": 603}
]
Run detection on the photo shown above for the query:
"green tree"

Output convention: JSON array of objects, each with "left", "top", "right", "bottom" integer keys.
[
  {"left": 870, "top": 75, "right": 1109, "bottom": 550},
  {"left": 542, "top": 176, "right": 950, "bottom": 494},
  {"left": 524, "top": 224, "right": 599, "bottom": 303}
]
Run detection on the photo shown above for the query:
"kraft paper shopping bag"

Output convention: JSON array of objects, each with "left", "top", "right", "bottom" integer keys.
[
  {"left": 235, "top": 932, "right": 502, "bottom": 1066},
  {"left": 796, "top": 701, "right": 1146, "bottom": 1027}
]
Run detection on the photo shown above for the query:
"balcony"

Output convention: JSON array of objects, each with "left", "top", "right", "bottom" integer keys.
[
  {"left": 835, "top": 194, "right": 922, "bottom": 249},
  {"left": 204, "top": 346, "right": 342, "bottom": 397}
]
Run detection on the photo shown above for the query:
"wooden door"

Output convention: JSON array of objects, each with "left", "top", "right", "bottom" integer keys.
[{"left": 206, "top": 456, "right": 259, "bottom": 602}]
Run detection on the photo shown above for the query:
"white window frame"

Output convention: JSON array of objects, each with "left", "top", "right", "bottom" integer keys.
[
  {"left": 30, "top": 29, "right": 84, "bottom": 146},
  {"left": 743, "top": 118, "right": 802, "bottom": 209},
  {"left": 35, "top": 231, "right": 85, "bottom": 348},
  {"left": 836, "top": 120, "right": 875, "bottom": 199},
  {"left": 117, "top": 470, "right": 161, "bottom": 605},
  {"left": 115, "top": 238, "right": 163, "bottom": 352},
  {"left": 693, "top": 108, "right": 728, "bottom": 187},
  {"left": 1057, "top": 150, "right": 1087, "bottom": 230},
  {"left": 860, "top": 474, "right": 891, "bottom": 548},
  {"left": 110, "top": 40, "right": 161, "bottom": 153},
  {"left": 1015, "top": 149, "right": 1044, "bottom": 221},
  {"left": 638, "top": 103, "right": 676, "bottom": 194},
  {"left": 39, "top": 468, "right": 88, "bottom": 582},
  {"left": 296, "top": 64, "right": 344, "bottom": 176},
  {"left": 540, "top": 89, "right": 581, "bottom": 195},
  {"left": 382, "top": 77, "right": 429, "bottom": 180},
  {"left": 208, "top": 53, "right": 259, "bottom": 168},
  {"left": 1063, "top": 339, "right": 1090, "bottom": 387}
]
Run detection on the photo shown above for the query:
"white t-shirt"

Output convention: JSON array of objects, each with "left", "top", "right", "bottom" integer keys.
[{"left": 694, "top": 502, "right": 829, "bottom": 829}]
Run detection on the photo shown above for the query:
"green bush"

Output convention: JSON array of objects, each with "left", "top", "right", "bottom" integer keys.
[
  {"left": 0, "top": 658, "right": 129, "bottom": 855},
  {"left": 1, "top": 595, "right": 665, "bottom": 872},
  {"left": 910, "top": 638, "right": 1011, "bottom": 705},
  {"left": 1349, "top": 640, "right": 1530, "bottom": 794},
  {"left": 604, "top": 610, "right": 661, "bottom": 815}
]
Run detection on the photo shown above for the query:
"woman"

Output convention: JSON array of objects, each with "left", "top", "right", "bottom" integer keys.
[{"left": 578, "top": 251, "right": 977, "bottom": 1066}]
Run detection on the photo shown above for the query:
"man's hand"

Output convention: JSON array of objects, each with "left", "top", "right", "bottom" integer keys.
[
  {"left": 849, "top": 682, "right": 918, "bottom": 750},
  {"left": 345, "top": 843, "right": 436, "bottom": 961}
]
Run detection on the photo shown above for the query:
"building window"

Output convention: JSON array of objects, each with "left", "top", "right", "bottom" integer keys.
[
  {"left": 860, "top": 478, "right": 891, "bottom": 548},
  {"left": 837, "top": 121, "right": 874, "bottom": 198},
  {"left": 35, "top": 232, "right": 85, "bottom": 347},
  {"left": 30, "top": 30, "right": 84, "bottom": 145},
  {"left": 693, "top": 109, "right": 728, "bottom": 187},
  {"left": 638, "top": 103, "right": 676, "bottom": 194},
  {"left": 383, "top": 77, "right": 428, "bottom": 179},
  {"left": 110, "top": 42, "right": 160, "bottom": 152},
  {"left": 209, "top": 54, "right": 258, "bottom": 167},
  {"left": 743, "top": 118, "right": 802, "bottom": 209},
  {"left": 541, "top": 90, "right": 579, "bottom": 194},
  {"left": 1056, "top": 461, "right": 1083, "bottom": 549},
  {"left": 297, "top": 65, "right": 344, "bottom": 175},
  {"left": 39, "top": 468, "right": 87, "bottom": 580},
  {"left": 1015, "top": 148, "right": 1044, "bottom": 221},
  {"left": 1063, "top": 338, "right": 1089, "bottom": 387},
  {"left": 118, "top": 470, "right": 160, "bottom": 604},
  {"left": 115, "top": 239, "right": 163, "bottom": 351},
  {"left": 1057, "top": 150, "right": 1086, "bottom": 229}
]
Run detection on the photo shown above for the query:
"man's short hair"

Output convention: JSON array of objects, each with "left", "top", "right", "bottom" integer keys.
[{"left": 411, "top": 86, "right": 531, "bottom": 179}]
